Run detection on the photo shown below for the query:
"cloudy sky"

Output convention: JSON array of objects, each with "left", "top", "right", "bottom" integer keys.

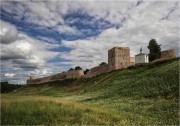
[{"left": 0, "top": 0, "right": 179, "bottom": 84}]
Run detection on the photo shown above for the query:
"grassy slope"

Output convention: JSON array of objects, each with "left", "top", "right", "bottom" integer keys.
[{"left": 1, "top": 58, "right": 179, "bottom": 125}]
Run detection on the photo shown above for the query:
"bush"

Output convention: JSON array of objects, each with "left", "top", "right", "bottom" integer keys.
[
  {"left": 68, "top": 68, "right": 74, "bottom": 71},
  {"left": 0, "top": 82, "right": 23, "bottom": 93},
  {"left": 99, "top": 62, "right": 107, "bottom": 66},
  {"left": 75, "top": 66, "right": 82, "bottom": 70}
]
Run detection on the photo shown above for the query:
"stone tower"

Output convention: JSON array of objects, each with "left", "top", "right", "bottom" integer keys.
[
  {"left": 108, "top": 47, "right": 130, "bottom": 71},
  {"left": 30, "top": 76, "right": 36, "bottom": 80}
]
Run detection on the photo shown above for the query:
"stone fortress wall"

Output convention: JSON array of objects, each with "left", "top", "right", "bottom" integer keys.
[
  {"left": 130, "top": 57, "right": 135, "bottom": 63},
  {"left": 27, "top": 70, "right": 84, "bottom": 84},
  {"left": 27, "top": 47, "right": 176, "bottom": 84},
  {"left": 160, "top": 49, "right": 176, "bottom": 58},
  {"left": 84, "top": 47, "right": 135, "bottom": 78},
  {"left": 27, "top": 47, "right": 134, "bottom": 84},
  {"left": 84, "top": 64, "right": 109, "bottom": 78},
  {"left": 129, "top": 57, "right": 135, "bottom": 66}
]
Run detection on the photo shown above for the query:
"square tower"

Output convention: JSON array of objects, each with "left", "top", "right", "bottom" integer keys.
[{"left": 108, "top": 47, "right": 130, "bottom": 71}]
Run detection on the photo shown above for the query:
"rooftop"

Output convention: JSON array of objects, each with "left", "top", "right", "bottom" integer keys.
[
  {"left": 135, "top": 53, "right": 148, "bottom": 56},
  {"left": 108, "top": 47, "right": 129, "bottom": 52}
]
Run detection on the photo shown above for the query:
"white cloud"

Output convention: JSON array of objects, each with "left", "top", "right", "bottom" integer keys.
[
  {"left": 0, "top": 1, "right": 179, "bottom": 84},
  {"left": 1, "top": 33, "right": 59, "bottom": 68},
  {"left": 0, "top": 20, "right": 18, "bottom": 44},
  {"left": 1, "top": 1, "right": 178, "bottom": 32},
  {"left": 1, "top": 1, "right": 73, "bottom": 34},
  {"left": 29, "top": 69, "right": 51, "bottom": 77},
  {"left": 0, "top": 1, "right": 137, "bottom": 34},
  {"left": 0, "top": 20, "right": 61, "bottom": 84},
  {"left": 60, "top": 1, "right": 179, "bottom": 69},
  {"left": 56, "top": 25, "right": 81, "bottom": 34},
  {"left": 36, "top": 36, "right": 60, "bottom": 44},
  {"left": 4, "top": 73, "right": 16, "bottom": 77}
]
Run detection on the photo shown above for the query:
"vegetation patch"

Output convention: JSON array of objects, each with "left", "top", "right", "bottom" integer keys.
[{"left": 1, "top": 58, "right": 179, "bottom": 125}]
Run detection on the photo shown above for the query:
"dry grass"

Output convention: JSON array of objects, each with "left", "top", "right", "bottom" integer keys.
[{"left": 1, "top": 95, "right": 125, "bottom": 125}]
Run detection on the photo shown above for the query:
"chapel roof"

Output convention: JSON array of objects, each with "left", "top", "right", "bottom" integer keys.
[{"left": 135, "top": 53, "right": 148, "bottom": 56}]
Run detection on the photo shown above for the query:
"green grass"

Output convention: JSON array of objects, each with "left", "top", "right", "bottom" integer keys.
[{"left": 1, "top": 57, "right": 179, "bottom": 125}]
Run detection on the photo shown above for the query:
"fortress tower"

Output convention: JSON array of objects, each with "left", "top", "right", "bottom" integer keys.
[
  {"left": 30, "top": 76, "right": 36, "bottom": 80},
  {"left": 108, "top": 47, "right": 131, "bottom": 71}
]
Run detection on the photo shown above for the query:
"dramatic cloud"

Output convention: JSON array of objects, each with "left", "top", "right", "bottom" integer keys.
[
  {"left": 0, "top": 1, "right": 179, "bottom": 84},
  {"left": 1, "top": 31, "right": 59, "bottom": 68},
  {"left": 1, "top": 1, "right": 77, "bottom": 34},
  {"left": 0, "top": 1, "right": 137, "bottom": 35},
  {"left": 0, "top": 20, "right": 61, "bottom": 83},
  {"left": 4, "top": 73, "right": 16, "bottom": 77},
  {"left": 0, "top": 20, "right": 18, "bottom": 44},
  {"left": 58, "top": 1, "right": 179, "bottom": 69}
]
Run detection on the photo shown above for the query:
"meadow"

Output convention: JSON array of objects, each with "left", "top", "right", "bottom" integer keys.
[{"left": 1, "top": 57, "right": 179, "bottom": 125}]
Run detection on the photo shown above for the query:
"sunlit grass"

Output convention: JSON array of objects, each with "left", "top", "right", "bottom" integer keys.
[
  {"left": 1, "top": 95, "right": 178, "bottom": 125},
  {"left": 1, "top": 58, "right": 179, "bottom": 125},
  {"left": 1, "top": 96, "right": 125, "bottom": 125}
]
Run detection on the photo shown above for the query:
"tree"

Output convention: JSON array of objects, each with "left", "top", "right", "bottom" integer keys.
[
  {"left": 99, "top": 62, "right": 107, "bottom": 66},
  {"left": 75, "top": 66, "right": 82, "bottom": 70},
  {"left": 68, "top": 68, "right": 74, "bottom": 71},
  {"left": 0, "top": 82, "right": 22, "bottom": 93},
  {"left": 147, "top": 39, "right": 161, "bottom": 62},
  {"left": 84, "top": 69, "right": 89, "bottom": 74}
]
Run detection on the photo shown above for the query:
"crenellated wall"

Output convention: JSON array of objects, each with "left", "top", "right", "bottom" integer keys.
[
  {"left": 84, "top": 64, "right": 109, "bottom": 78},
  {"left": 129, "top": 57, "right": 135, "bottom": 66},
  {"left": 161, "top": 49, "right": 176, "bottom": 58},
  {"left": 28, "top": 47, "right": 176, "bottom": 84},
  {"left": 66, "top": 70, "right": 84, "bottom": 79},
  {"left": 27, "top": 47, "right": 136, "bottom": 84},
  {"left": 83, "top": 55, "right": 135, "bottom": 78},
  {"left": 27, "top": 70, "right": 84, "bottom": 84},
  {"left": 130, "top": 57, "right": 135, "bottom": 63}
]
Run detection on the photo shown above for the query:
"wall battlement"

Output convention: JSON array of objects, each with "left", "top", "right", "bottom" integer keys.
[
  {"left": 27, "top": 47, "right": 176, "bottom": 85},
  {"left": 84, "top": 47, "right": 134, "bottom": 78},
  {"left": 161, "top": 49, "right": 176, "bottom": 58},
  {"left": 27, "top": 70, "right": 84, "bottom": 84},
  {"left": 26, "top": 46, "right": 137, "bottom": 84},
  {"left": 84, "top": 64, "right": 109, "bottom": 78}
]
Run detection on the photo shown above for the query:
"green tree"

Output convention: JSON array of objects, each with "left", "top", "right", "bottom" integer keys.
[
  {"left": 84, "top": 69, "right": 89, "bottom": 74},
  {"left": 0, "top": 82, "right": 22, "bottom": 93},
  {"left": 75, "top": 66, "right": 82, "bottom": 70},
  {"left": 68, "top": 68, "right": 74, "bottom": 71},
  {"left": 99, "top": 62, "right": 107, "bottom": 66},
  {"left": 147, "top": 39, "right": 161, "bottom": 62}
]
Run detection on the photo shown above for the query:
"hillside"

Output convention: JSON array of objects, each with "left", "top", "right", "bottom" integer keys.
[
  {"left": 1, "top": 57, "right": 179, "bottom": 125},
  {"left": 14, "top": 57, "right": 179, "bottom": 98}
]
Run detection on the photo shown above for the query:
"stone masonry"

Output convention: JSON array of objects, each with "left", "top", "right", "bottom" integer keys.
[
  {"left": 84, "top": 64, "right": 109, "bottom": 78},
  {"left": 27, "top": 46, "right": 135, "bottom": 84},
  {"left": 160, "top": 49, "right": 176, "bottom": 58},
  {"left": 85, "top": 47, "right": 135, "bottom": 78},
  {"left": 129, "top": 57, "right": 135, "bottom": 66},
  {"left": 27, "top": 47, "right": 176, "bottom": 84},
  {"left": 27, "top": 70, "right": 84, "bottom": 84},
  {"left": 108, "top": 47, "right": 132, "bottom": 71}
]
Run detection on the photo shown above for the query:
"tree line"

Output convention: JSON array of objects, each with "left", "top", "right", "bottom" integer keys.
[{"left": 0, "top": 82, "right": 23, "bottom": 93}]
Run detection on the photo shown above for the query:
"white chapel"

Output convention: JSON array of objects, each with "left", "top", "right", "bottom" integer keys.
[{"left": 135, "top": 47, "right": 149, "bottom": 64}]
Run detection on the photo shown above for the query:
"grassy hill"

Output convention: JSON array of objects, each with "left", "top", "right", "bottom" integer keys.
[{"left": 1, "top": 57, "right": 179, "bottom": 125}]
